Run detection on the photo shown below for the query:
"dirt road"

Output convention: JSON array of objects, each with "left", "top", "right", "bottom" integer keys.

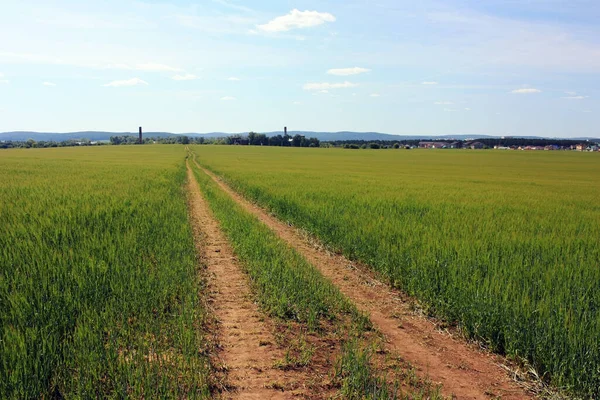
[
  {"left": 187, "top": 163, "right": 313, "bottom": 399},
  {"left": 194, "top": 160, "right": 534, "bottom": 400}
]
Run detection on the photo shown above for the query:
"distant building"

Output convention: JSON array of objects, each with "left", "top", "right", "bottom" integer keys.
[
  {"left": 419, "top": 141, "right": 450, "bottom": 149},
  {"left": 524, "top": 146, "right": 544, "bottom": 151},
  {"left": 449, "top": 141, "right": 461, "bottom": 149},
  {"left": 469, "top": 142, "right": 484, "bottom": 149},
  {"left": 544, "top": 145, "right": 559, "bottom": 151},
  {"left": 576, "top": 144, "right": 586, "bottom": 151}
]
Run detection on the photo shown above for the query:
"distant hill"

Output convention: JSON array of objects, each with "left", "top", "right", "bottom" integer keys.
[{"left": 1, "top": 131, "right": 598, "bottom": 142}]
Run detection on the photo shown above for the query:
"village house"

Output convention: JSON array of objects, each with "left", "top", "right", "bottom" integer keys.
[{"left": 419, "top": 141, "right": 450, "bottom": 149}]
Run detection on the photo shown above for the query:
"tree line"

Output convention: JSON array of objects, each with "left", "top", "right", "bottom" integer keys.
[
  {"left": 0, "top": 139, "right": 105, "bottom": 149},
  {"left": 224, "top": 132, "right": 320, "bottom": 147},
  {"left": 109, "top": 132, "right": 320, "bottom": 147}
]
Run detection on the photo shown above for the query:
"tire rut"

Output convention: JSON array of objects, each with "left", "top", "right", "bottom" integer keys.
[
  {"left": 186, "top": 163, "right": 313, "bottom": 399},
  {"left": 193, "top": 160, "right": 535, "bottom": 400}
]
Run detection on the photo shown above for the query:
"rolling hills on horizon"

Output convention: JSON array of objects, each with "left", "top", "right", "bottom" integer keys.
[{"left": 2, "top": 130, "right": 599, "bottom": 142}]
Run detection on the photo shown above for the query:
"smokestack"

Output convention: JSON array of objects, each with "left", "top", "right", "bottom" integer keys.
[
  {"left": 139, "top": 126, "right": 142, "bottom": 144},
  {"left": 284, "top": 126, "right": 287, "bottom": 136}
]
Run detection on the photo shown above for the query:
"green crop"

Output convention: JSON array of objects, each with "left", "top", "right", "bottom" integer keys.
[
  {"left": 191, "top": 145, "right": 600, "bottom": 397},
  {"left": 0, "top": 146, "right": 211, "bottom": 399}
]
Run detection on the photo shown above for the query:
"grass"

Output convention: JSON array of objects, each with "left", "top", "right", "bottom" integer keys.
[
  {"left": 0, "top": 146, "right": 211, "bottom": 399},
  {"left": 333, "top": 340, "right": 443, "bottom": 400},
  {"left": 191, "top": 145, "right": 600, "bottom": 397}
]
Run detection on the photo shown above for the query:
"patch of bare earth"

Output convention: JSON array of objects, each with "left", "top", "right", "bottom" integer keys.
[
  {"left": 187, "top": 163, "right": 326, "bottom": 399},
  {"left": 196, "top": 162, "right": 536, "bottom": 400}
]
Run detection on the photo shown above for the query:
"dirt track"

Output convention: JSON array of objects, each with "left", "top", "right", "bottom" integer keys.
[
  {"left": 194, "top": 160, "right": 535, "bottom": 400},
  {"left": 186, "top": 163, "right": 312, "bottom": 399}
]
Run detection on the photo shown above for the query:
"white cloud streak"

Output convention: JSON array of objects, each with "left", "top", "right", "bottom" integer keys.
[
  {"left": 172, "top": 73, "right": 198, "bottom": 81},
  {"left": 327, "top": 67, "right": 370, "bottom": 76},
  {"left": 370, "top": 93, "right": 380, "bottom": 97},
  {"left": 562, "top": 95, "right": 588, "bottom": 100},
  {"left": 511, "top": 88, "right": 541, "bottom": 94},
  {"left": 227, "top": 76, "right": 240, "bottom": 81},
  {"left": 105, "top": 63, "right": 182, "bottom": 72},
  {"left": 303, "top": 81, "right": 357, "bottom": 90},
  {"left": 103, "top": 78, "right": 149, "bottom": 87},
  {"left": 221, "top": 96, "right": 236, "bottom": 101},
  {"left": 258, "top": 9, "right": 335, "bottom": 32},
  {"left": 422, "top": 81, "right": 438, "bottom": 85}
]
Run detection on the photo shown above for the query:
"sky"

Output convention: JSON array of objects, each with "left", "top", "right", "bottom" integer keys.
[{"left": 0, "top": 0, "right": 599, "bottom": 137}]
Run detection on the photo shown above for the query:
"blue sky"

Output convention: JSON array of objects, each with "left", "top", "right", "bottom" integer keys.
[{"left": 0, "top": 0, "right": 599, "bottom": 137}]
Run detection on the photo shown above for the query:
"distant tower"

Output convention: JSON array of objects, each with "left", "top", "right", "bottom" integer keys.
[
  {"left": 139, "top": 126, "right": 142, "bottom": 144},
  {"left": 284, "top": 126, "right": 287, "bottom": 135}
]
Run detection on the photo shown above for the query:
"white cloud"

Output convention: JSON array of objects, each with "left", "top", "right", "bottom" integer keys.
[
  {"left": 211, "top": 0, "right": 254, "bottom": 14},
  {"left": 565, "top": 91, "right": 577, "bottom": 96},
  {"left": 258, "top": 9, "right": 335, "bottom": 32},
  {"left": 227, "top": 77, "right": 240, "bottom": 81},
  {"left": 370, "top": 93, "right": 380, "bottom": 97},
  {"left": 327, "top": 67, "right": 370, "bottom": 76},
  {"left": 221, "top": 96, "right": 236, "bottom": 101},
  {"left": 43, "top": 82, "right": 57, "bottom": 86},
  {"left": 136, "top": 63, "right": 182, "bottom": 72},
  {"left": 103, "top": 78, "right": 149, "bottom": 87},
  {"left": 303, "top": 81, "right": 357, "bottom": 90},
  {"left": 105, "top": 63, "right": 181, "bottom": 72},
  {"left": 293, "top": 101, "right": 301, "bottom": 105},
  {"left": 319, "top": 90, "right": 329, "bottom": 94},
  {"left": 174, "top": 14, "right": 257, "bottom": 35},
  {"left": 426, "top": 10, "right": 600, "bottom": 71},
  {"left": 465, "top": 107, "right": 471, "bottom": 111},
  {"left": 0, "top": 80, "right": 8, "bottom": 84},
  {"left": 434, "top": 101, "right": 453, "bottom": 105},
  {"left": 511, "top": 88, "right": 541, "bottom": 94},
  {"left": 563, "top": 95, "right": 588, "bottom": 100},
  {"left": 422, "top": 81, "right": 438, "bottom": 85},
  {"left": 172, "top": 73, "right": 198, "bottom": 81}
]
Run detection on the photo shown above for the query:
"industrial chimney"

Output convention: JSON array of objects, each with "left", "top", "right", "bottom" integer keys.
[
  {"left": 284, "top": 126, "right": 287, "bottom": 135},
  {"left": 139, "top": 127, "right": 143, "bottom": 144}
]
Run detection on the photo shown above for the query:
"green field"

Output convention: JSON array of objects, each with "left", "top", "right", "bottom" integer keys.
[
  {"left": 2, "top": 144, "right": 599, "bottom": 398},
  {"left": 192, "top": 145, "right": 600, "bottom": 397},
  {"left": 0, "top": 146, "right": 210, "bottom": 398}
]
